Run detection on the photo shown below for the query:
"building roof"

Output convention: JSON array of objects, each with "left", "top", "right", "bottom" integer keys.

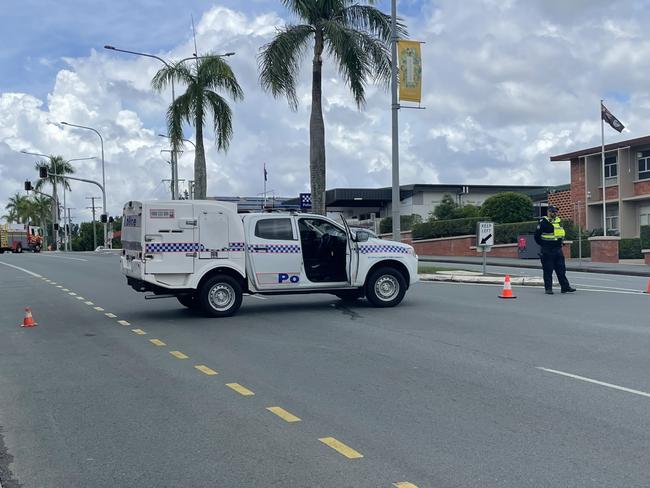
[{"left": 550, "top": 135, "right": 650, "bottom": 161}]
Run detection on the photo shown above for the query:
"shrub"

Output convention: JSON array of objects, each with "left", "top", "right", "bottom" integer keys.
[
  {"left": 619, "top": 238, "right": 643, "bottom": 259},
  {"left": 430, "top": 194, "right": 458, "bottom": 221},
  {"left": 412, "top": 217, "right": 482, "bottom": 240},
  {"left": 571, "top": 238, "right": 591, "bottom": 258},
  {"left": 479, "top": 192, "right": 533, "bottom": 223},
  {"left": 379, "top": 214, "right": 423, "bottom": 234},
  {"left": 494, "top": 221, "right": 538, "bottom": 244},
  {"left": 641, "top": 225, "right": 650, "bottom": 249}
]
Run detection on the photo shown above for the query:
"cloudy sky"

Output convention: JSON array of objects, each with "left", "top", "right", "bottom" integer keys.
[{"left": 1, "top": 0, "right": 649, "bottom": 221}]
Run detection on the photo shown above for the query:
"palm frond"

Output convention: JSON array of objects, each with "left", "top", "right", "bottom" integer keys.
[
  {"left": 198, "top": 56, "right": 244, "bottom": 102},
  {"left": 338, "top": 4, "right": 406, "bottom": 42},
  {"left": 258, "top": 24, "right": 314, "bottom": 110},
  {"left": 151, "top": 62, "right": 194, "bottom": 92},
  {"left": 322, "top": 20, "right": 373, "bottom": 106},
  {"left": 204, "top": 90, "right": 234, "bottom": 151},
  {"left": 166, "top": 91, "right": 193, "bottom": 153},
  {"left": 281, "top": 0, "right": 319, "bottom": 22}
]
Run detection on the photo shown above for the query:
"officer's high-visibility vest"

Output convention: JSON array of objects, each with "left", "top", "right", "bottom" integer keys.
[{"left": 540, "top": 216, "right": 565, "bottom": 241}]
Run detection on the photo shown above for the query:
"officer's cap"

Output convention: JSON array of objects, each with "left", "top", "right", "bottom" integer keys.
[{"left": 548, "top": 205, "right": 559, "bottom": 212}]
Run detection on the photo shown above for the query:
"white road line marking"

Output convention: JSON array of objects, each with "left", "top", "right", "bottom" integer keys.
[
  {"left": 573, "top": 283, "right": 642, "bottom": 292},
  {"left": 421, "top": 281, "right": 648, "bottom": 296},
  {"left": 0, "top": 261, "right": 42, "bottom": 277},
  {"left": 34, "top": 254, "right": 88, "bottom": 262},
  {"left": 537, "top": 367, "right": 650, "bottom": 399}
]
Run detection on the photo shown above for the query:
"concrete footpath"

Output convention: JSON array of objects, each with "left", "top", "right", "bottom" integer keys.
[{"left": 420, "top": 255, "right": 649, "bottom": 277}]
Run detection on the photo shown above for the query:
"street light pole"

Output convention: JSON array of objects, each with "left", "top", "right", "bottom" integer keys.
[
  {"left": 104, "top": 45, "right": 234, "bottom": 200},
  {"left": 390, "top": 0, "right": 401, "bottom": 241},
  {"left": 60, "top": 122, "right": 108, "bottom": 247}
]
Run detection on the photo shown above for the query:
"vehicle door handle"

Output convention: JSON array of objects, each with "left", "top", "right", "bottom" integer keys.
[
  {"left": 251, "top": 245, "right": 266, "bottom": 251},
  {"left": 185, "top": 252, "right": 197, "bottom": 257}
]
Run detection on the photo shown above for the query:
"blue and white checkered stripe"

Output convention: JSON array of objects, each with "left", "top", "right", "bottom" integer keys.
[
  {"left": 359, "top": 244, "right": 409, "bottom": 254},
  {"left": 146, "top": 242, "right": 205, "bottom": 253},
  {"left": 251, "top": 244, "right": 301, "bottom": 253},
  {"left": 225, "top": 242, "right": 246, "bottom": 252}
]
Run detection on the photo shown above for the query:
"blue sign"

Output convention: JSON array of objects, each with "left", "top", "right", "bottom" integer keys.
[{"left": 299, "top": 193, "right": 312, "bottom": 209}]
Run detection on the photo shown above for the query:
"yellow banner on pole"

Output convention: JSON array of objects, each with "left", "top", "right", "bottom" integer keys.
[{"left": 398, "top": 41, "right": 422, "bottom": 103}]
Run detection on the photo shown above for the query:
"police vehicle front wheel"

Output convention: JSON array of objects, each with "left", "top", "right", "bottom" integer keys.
[
  {"left": 198, "top": 275, "right": 243, "bottom": 317},
  {"left": 365, "top": 267, "right": 406, "bottom": 308}
]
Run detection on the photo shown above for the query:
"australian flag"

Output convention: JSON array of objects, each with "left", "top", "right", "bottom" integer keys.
[
  {"left": 601, "top": 103, "right": 625, "bottom": 133},
  {"left": 264, "top": 163, "right": 268, "bottom": 182}
]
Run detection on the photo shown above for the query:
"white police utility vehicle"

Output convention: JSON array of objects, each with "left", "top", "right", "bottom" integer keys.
[{"left": 120, "top": 200, "right": 418, "bottom": 317}]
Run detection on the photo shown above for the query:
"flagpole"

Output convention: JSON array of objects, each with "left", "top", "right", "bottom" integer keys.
[
  {"left": 600, "top": 99, "right": 607, "bottom": 236},
  {"left": 263, "top": 163, "right": 267, "bottom": 210}
]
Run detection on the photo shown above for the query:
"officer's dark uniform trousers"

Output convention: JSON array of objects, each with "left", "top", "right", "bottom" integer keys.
[{"left": 535, "top": 216, "right": 571, "bottom": 291}]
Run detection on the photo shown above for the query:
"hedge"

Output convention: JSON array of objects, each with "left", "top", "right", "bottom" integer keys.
[
  {"left": 619, "top": 238, "right": 643, "bottom": 259},
  {"left": 641, "top": 225, "right": 650, "bottom": 249},
  {"left": 411, "top": 217, "right": 481, "bottom": 240},
  {"left": 493, "top": 221, "right": 538, "bottom": 244},
  {"left": 379, "top": 214, "right": 423, "bottom": 234}
]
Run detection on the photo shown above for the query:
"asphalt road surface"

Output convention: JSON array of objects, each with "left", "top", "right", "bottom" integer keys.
[{"left": 0, "top": 252, "right": 649, "bottom": 488}]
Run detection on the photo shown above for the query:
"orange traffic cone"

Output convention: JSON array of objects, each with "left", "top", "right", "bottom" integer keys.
[
  {"left": 644, "top": 278, "right": 650, "bottom": 294},
  {"left": 20, "top": 307, "right": 38, "bottom": 327},
  {"left": 498, "top": 275, "right": 517, "bottom": 299}
]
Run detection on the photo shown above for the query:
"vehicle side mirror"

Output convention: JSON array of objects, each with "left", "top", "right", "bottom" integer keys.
[{"left": 355, "top": 230, "right": 370, "bottom": 242}]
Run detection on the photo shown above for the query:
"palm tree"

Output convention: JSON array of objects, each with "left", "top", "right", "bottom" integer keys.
[
  {"left": 4, "top": 193, "right": 31, "bottom": 224},
  {"left": 34, "top": 155, "right": 75, "bottom": 221},
  {"left": 259, "top": 0, "right": 404, "bottom": 215},
  {"left": 152, "top": 55, "right": 244, "bottom": 200},
  {"left": 31, "top": 195, "right": 53, "bottom": 228}
]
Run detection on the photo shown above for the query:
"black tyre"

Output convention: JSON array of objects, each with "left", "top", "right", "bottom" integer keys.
[
  {"left": 198, "top": 274, "right": 243, "bottom": 317},
  {"left": 333, "top": 290, "right": 364, "bottom": 302},
  {"left": 33, "top": 245, "right": 41, "bottom": 253},
  {"left": 14, "top": 244, "right": 23, "bottom": 254},
  {"left": 177, "top": 294, "right": 197, "bottom": 309},
  {"left": 365, "top": 267, "right": 407, "bottom": 308}
]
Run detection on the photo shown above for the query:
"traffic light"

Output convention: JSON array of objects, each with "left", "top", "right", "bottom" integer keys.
[
  {"left": 100, "top": 214, "right": 108, "bottom": 223},
  {"left": 24, "top": 180, "right": 33, "bottom": 191},
  {"left": 108, "top": 216, "right": 114, "bottom": 223},
  {"left": 54, "top": 223, "right": 60, "bottom": 231},
  {"left": 38, "top": 166, "right": 48, "bottom": 179}
]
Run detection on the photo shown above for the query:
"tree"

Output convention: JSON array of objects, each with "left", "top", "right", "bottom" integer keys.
[
  {"left": 379, "top": 214, "right": 422, "bottom": 234},
  {"left": 4, "top": 193, "right": 31, "bottom": 223},
  {"left": 34, "top": 155, "right": 75, "bottom": 222},
  {"left": 152, "top": 55, "right": 244, "bottom": 200},
  {"left": 479, "top": 192, "right": 533, "bottom": 224},
  {"left": 259, "top": 0, "right": 404, "bottom": 215},
  {"left": 455, "top": 204, "right": 480, "bottom": 219},
  {"left": 430, "top": 194, "right": 458, "bottom": 221}
]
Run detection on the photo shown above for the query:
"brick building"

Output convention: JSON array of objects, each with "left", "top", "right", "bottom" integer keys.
[{"left": 551, "top": 135, "right": 650, "bottom": 238}]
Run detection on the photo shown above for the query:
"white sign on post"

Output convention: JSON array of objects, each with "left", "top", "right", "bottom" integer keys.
[{"left": 477, "top": 221, "right": 494, "bottom": 248}]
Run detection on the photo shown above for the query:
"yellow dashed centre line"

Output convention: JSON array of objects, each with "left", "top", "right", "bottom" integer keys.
[
  {"left": 318, "top": 437, "right": 364, "bottom": 459},
  {"left": 131, "top": 329, "right": 146, "bottom": 335},
  {"left": 170, "top": 351, "right": 188, "bottom": 359},
  {"left": 94, "top": 306, "right": 105, "bottom": 311},
  {"left": 56, "top": 285, "right": 62, "bottom": 288},
  {"left": 76, "top": 296, "right": 85, "bottom": 300},
  {"left": 195, "top": 365, "right": 218, "bottom": 375},
  {"left": 50, "top": 282, "right": 57, "bottom": 285},
  {"left": 226, "top": 383, "right": 255, "bottom": 396},
  {"left": 68, "top": 292, "right": 77, "bottom": 296},
  {"left": 266, "top": 406, "right": 301, "bottom": 423},
  {"left": 393, "top": 483, "right": 419, "bottom": 488},
  {"left": 117, "top": 320, "right": 130, "bottom": 326},
  {"left": 85, "top": 301, "right": 94, "bottom": 305},
  {"left": 149, "top": 339, "right": 166, "bottom": 346},
  {"left": 62, "top": 288, "right": 69, "bottom": 291},
  {"left": 105, "top": 313, "right": 117, "bottom": 318}
]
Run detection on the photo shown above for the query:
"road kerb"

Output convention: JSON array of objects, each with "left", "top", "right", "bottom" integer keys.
[{"left": 419, "top": 273, "right": 545, "bottom": 286}]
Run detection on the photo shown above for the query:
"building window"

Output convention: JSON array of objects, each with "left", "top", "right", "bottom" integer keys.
[
  {"left": 637, "top": 150, "right": 650, "bottom": 180},
  {"left": 255, "top": 218, "right": 294, "bottom": 240},
  {"left": 606, "top": 207, "right": 619, "bottom": 233},
  {"left": 640, "top": 206, "right": 650, "bottom": 227},
  {"left": 604, "top": 155, "right": 617, "bottom": 179}
]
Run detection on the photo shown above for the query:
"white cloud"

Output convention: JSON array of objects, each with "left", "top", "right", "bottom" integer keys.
[{"left": 2, "top": 1, "right": 650, "bottom": 221}]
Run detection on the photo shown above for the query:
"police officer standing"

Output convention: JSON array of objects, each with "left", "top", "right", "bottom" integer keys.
[{"left": 534, "top": 205, "right": 576, "bottom": 295}]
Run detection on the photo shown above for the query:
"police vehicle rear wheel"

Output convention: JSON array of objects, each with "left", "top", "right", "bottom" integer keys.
[
  {"left": 365, "top": 267, "right": 406, "bottom": 308},
  {"left": 177, "top": 294, "right": 197, "bottom": 309},
  {"left": 199, "top": 275, "right": 243, "bottom": 317}
]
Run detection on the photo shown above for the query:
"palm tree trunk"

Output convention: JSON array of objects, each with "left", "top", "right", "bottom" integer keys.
[
  {"left": 310, "top": 29, "right": 326, "bottom": 215},
  {"left": 194, "top": 115, "right": 207, "bottom": 200}
]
